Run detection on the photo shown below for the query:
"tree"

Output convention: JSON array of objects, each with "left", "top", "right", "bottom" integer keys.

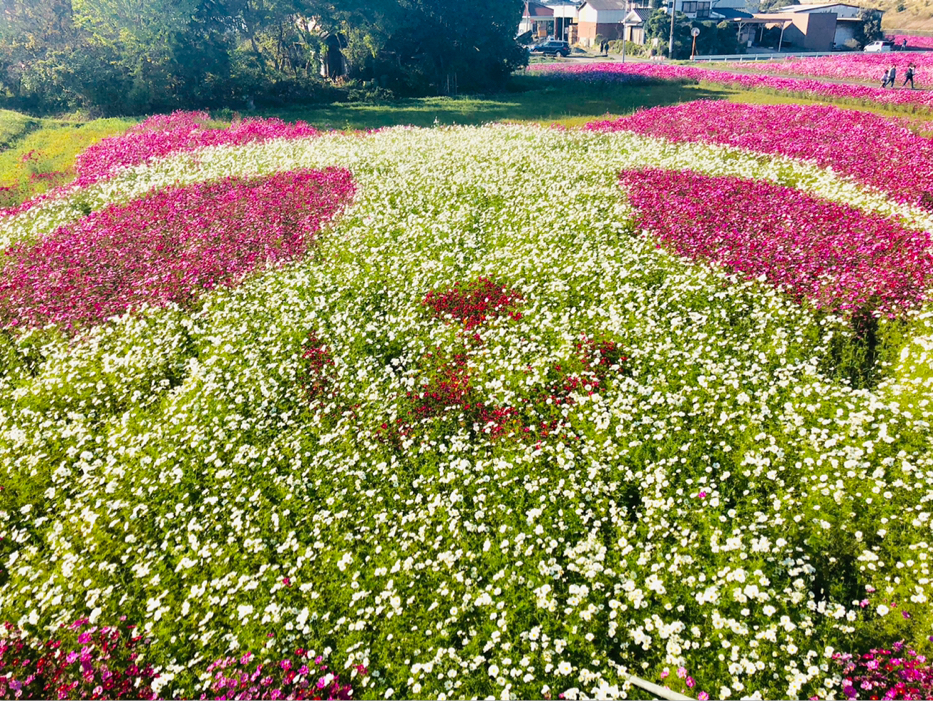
[
  {"left": 852, "top": 8, "right": 883, "bottom": 49},
  {"left": 0, "top": 0, "right": 528, "bottom": 113},
  {"left": 645, "top": 7, "right": 690, "bottom": 59},
  {"left": 352, "top": 0, "right": 527, "bottom": 96},
  {"left": 689, "top": 19, "right": 743, "bottom": 56}
]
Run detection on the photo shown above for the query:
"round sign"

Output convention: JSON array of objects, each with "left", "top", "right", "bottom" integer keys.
[{"left": 691, "top": 27, "right": 700, "bottom": 37}]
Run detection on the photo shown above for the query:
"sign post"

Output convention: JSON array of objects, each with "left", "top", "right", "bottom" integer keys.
[{"left": 691, "top": 26, "right": 700, "bottom": 60}]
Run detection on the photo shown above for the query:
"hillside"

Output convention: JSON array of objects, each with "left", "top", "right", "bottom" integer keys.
[{"left": 856, "top": 0, "right": 933, "bottom": 32}]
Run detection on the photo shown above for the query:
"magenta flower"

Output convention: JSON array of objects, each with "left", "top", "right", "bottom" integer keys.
[
  {"left": 0, "top": 168, "right": 355, "bottom": 330},
  {"left": 619, "top": 168, "right": 933, "bottom": 318},
  {"left": 532, "top": 62, "right": 933, "bottom": 113},
  {"left": 2, "top": 112, "right": 326, "bottom": 219},
  {"left": 587, "top": 101, "right": 933, "bottom": 212},
  {"left": 720, "top": 52, "right": 933, "bottom": 89}
]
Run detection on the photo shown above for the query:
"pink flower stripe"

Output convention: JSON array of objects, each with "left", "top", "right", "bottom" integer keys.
[
  {"left": 721, "top": 52, "right": 933, "bottom": 88},
  {"left": 1, "top": 111, "right": 322, "bottom": 219},
  {"left": 530, "top": 62, "right": 933, "bottom": 110},
  {"left": 620, "top": 168, "right": 933, "bottom": 317},
  {"left": 0, "top": 168, "right": 355, "bottom": 330},
  {"left": 587, "top": 101, "right": 933, "bottom": 210},
  {"left": 888, "top": 34, "right": 933, "bottom": 49},
  {"left": 75, "top": 111, "right": 320, "bottom": 184}
]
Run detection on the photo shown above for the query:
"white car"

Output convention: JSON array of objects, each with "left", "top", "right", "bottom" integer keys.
[{"left": 864, "top": 40, "right": 895, "bottom": 53}]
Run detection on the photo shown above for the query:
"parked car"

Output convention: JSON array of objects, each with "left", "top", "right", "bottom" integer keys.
[
  {"left": 532, "top": 40, "right": 571, "bottom": 57},
  {"left": 864, "top": 40, "right": 895, "bottom": 53}
]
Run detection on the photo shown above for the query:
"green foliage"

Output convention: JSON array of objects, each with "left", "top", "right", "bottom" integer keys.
[
  {"left": 352, "top": 0, "right": 528, "bottom": 96},
  {"left": 644, "top": 10, "right": 742, "bottom": 58},
  {"left": 0, "top": 109, "right": 39, "bottom": 148},
  {"left": 854, "top": 9, "right": 885, "bottom": 49},
  {"left": 607, "top": 39, "right": 649, "bottom": 57},
  {"left": 645, "top": 8, "right": 691, "bottom": 59},
  {"left": 0, "top": 0, "right": 527, "bottom": 114},
  {"left": 688, "top": 20, "right": 744, "bottom": 56}
]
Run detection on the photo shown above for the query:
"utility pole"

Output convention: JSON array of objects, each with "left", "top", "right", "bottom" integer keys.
[{"left": 668, "top": 0, "right": 676, "bottom": 58}]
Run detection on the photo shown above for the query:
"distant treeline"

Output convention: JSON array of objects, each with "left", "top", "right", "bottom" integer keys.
[{"left": 0, "top": 0, "right": 528, "bottom": 116}]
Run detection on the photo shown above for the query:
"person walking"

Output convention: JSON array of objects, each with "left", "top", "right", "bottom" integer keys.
[
  {"left": 882, "top": 64, "right": 897, "bottom": 88},
  {"left": 903, "top": 63, "right": 916, "bottom": 89},
  {"left": 601, "top": 39, "right": 610, "bottom": 56}
]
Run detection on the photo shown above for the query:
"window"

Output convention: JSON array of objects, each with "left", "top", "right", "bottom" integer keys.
[{"left": 681, "top": 1, "right": 710, "bottom": 16}]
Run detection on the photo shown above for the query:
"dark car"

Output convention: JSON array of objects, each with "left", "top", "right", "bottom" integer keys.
[{"left": 532, "top": 40, "right": 571, "bottom": 57}]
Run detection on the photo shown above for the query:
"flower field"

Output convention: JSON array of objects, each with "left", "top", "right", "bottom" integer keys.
[
  {"left": 1, "top": 109, "right": 933, "bottom": 700},
  {"left": 532, "top": 62, "right": 933, "bottom": 112},
  {"left": 587, "top": 102, "right": 933, "bottom": 212},
  {"left": 722, "top": 54, "right": 933, "bottom": 90},
  {"left": 889, "top": 35, "right": 933, "bottom": 50}
]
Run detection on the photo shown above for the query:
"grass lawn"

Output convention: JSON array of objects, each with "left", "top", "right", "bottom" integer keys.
[
  {"left": 260, "top": 75, "right": 732, "bottom": 129},
  {"left": 0, "top": 112, "right": 137, "bottom": 207}
]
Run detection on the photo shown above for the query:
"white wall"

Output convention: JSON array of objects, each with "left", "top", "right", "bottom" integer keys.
[
  {"left": 551, "top": 4, "right": 579, "bottom": 19},
  {"left": 579, "top": 5, "right": 627, "bottom": 23}
]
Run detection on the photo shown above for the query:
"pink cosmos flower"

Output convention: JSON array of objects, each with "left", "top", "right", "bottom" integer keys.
[
  {"left": 619, "top": 168, "right": 933, "bottom": 318},
  {"left": 0, "top": 168, "right": 355, "bottom": 330}
]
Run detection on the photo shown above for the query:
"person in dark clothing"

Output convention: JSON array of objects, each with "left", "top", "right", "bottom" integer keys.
[
  {"left": 903, "top": 63, "right": 916, "bottom": 89},
  {"left": 601, "top": 39, "right": 609, "bottom": 56},
  {"left": 882, "top": 65, "right": 896, "bottom": 88}
]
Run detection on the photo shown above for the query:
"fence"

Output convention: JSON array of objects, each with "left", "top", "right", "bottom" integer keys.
[
  {"left": 692, "top": 51, "right": 835, "bottom": 62},
  {"left": 625, "top": 674, "right": 694, "bottom": 700}
]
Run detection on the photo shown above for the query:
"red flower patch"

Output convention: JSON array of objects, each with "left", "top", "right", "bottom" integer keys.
[
  {"left": 423, "top": 277, "right": 524, "bottom": 330},
  {"left": 380, "top": 334, "right": 628, "bottom": 446},
  {"left": 299, "top": 332, "right": 337, "bottom": 403}
]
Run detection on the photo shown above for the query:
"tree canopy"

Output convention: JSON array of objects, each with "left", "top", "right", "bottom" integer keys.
[{"left": 0, "top": 0, "right": 527, "bottom": 115}]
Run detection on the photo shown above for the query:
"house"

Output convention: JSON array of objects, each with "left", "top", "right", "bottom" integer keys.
[
  {"left": 774, "top": 3, "right": 869, "bottom": 47},
  {"left": 620, "top": 7, "right": 653, "bottom": 44},
  {"left": 747, "top": 11, "right": 835, "bottom": 50},
  {"left": 549, "top": 1, "right": 584, "bottom": 44},
  {"left": 520, "top": 1, "right": 554, "bottom": 39},
  {"left": 577, "top": 0, "right": 629, "bottom": 46},
  {"left": 671, "top": 0, "right": 713, "bottom": 19},
  {"left": 711, "top": 5, "right": 754, "bottom": 21},
  {"left": 619, "top": 0, "right": 750, "bottom": 47}
]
